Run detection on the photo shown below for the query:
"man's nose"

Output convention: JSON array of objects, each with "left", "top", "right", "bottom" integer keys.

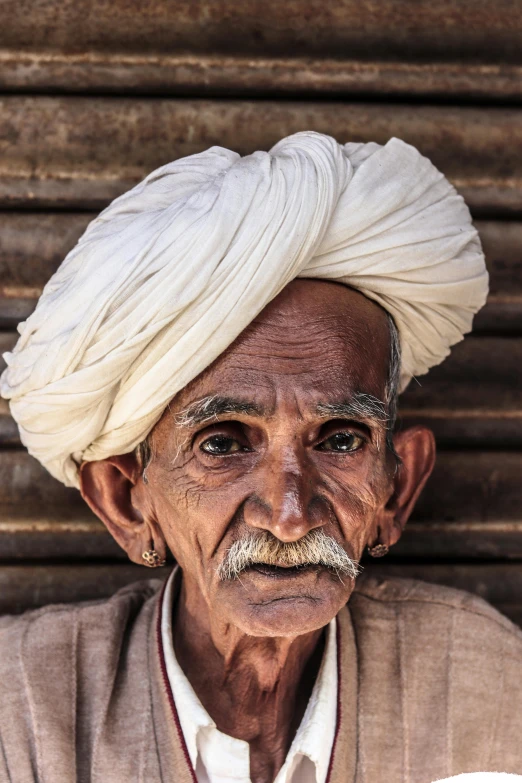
[{"left": 243, "top": 449, "right": 325, "bottom": 542}]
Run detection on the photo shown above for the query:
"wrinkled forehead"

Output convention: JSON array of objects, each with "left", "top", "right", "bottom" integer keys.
[{"left": 173, "top": 280, "right": 391, "bottom": 411}]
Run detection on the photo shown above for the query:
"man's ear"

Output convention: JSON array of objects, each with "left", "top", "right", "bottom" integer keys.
[
  {"left": 384, "top": 426, "right": 436, "bottom": 547},
  {"left": 79, "top": 454, "right": 167, "bottom": 566}
]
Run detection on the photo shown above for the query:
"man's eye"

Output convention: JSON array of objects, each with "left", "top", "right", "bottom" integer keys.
[
  {"left": 317, "top": 432, "right": 365, "bottom": 453},
  {"left": 200, "top": 436, "right": 243, "bottom": 455}
]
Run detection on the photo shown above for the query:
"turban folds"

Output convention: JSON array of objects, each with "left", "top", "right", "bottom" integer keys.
[{"left": 1, "top": 132, "right": 488, "bottom": 487}]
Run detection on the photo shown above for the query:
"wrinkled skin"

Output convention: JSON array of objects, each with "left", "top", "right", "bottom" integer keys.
[{"left": 81, "top": 280, "right": 435, "bottom": 783}]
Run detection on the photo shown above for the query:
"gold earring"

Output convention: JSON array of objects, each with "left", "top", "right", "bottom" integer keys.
[
  {"left": 142, "top": 548, "right": 166, "bottom": 567},
  {"left": 367, "top": 543, "right": 389, "bottom": 558}
]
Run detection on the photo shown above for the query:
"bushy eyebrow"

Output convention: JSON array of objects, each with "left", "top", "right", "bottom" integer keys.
[
  {"left": 315, "top": 393, "right": 388, "bottom": 427},
  {"left": 175, "top": 392, "right": 388, "bottom": 430},
  {"left": 175, "top": 395, "right": 266, "bottom": 428}
]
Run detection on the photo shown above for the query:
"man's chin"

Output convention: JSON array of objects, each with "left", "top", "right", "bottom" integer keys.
[{"left": 215, "top": 564, "right": 354, "bottom": 637}]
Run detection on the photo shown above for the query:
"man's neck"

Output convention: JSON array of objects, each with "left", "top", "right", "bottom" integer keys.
[{"left": 173, "top": 575, "right": 326, "bottom": 783}]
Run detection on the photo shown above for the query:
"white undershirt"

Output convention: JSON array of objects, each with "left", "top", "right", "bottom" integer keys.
[{"left": 161, "top": 570, "right": 338, "bottom": 783}]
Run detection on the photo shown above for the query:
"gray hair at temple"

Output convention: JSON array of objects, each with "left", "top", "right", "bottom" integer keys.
[{"left": 384, "top": 312, "right": 401, "bottom": 431}]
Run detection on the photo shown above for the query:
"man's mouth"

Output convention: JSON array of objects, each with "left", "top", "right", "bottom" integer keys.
[{"left": 248, "top": 563, "right": 319, "bottom": 578}]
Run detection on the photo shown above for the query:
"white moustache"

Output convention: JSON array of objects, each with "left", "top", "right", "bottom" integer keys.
[{"left": 217, "top": 529, "right": 361, "bottom": 581}]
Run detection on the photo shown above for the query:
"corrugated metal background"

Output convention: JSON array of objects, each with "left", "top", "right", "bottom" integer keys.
[{"left": 1, "top": 0, "right": 521, "bottom": 620}]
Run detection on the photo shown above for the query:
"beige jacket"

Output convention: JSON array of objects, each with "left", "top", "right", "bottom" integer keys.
[{"left": 0, "top": 573, "right": 521, "bottom": 783}]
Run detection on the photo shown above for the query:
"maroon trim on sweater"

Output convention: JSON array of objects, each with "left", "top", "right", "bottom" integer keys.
[
  {"left": 156, "top": 576, "right": 199, "bottom": 783},
  {"left": 325, "top": 618, "right": 342, "bottom": 783}
]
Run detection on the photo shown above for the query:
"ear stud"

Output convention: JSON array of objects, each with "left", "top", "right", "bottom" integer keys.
[
  {"left": 367, "top": 543, "right": 389, "bottom": 558},
  {"left": 142, "top": 549, "right": 166, "bottom": 567}
]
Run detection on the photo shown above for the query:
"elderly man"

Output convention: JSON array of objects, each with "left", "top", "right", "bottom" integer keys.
[{"left": 1, "top": 132, "right": 522, "bottom": 783}]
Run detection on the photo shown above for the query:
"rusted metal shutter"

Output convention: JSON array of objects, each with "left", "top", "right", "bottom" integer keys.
[{"left": 1, "top": 0, "right": 522, "bottom": 620}]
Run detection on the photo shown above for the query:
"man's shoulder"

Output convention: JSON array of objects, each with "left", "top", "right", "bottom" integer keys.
[
  {"left": 349, "top": 575, "right": 522, "bottom": 770},
  {"left": 0, "top": 577, "right": 163, "bottom": 671},
  {"left": 351, "top": 573, "right": 522, "bottom": 642},
  {"left": 0, "top": 579, "right": 166, "bottom": 778}
]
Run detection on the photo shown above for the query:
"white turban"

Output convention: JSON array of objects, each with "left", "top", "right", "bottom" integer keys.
[{"left": 0, "top": 131, "right": 488, "bottom": 487}]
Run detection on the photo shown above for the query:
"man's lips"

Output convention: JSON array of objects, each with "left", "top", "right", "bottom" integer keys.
[{"left": 246, "top": 563, "right": 321, "bottom": 579}]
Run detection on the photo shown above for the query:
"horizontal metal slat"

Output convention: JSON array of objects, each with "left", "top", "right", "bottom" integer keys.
[
  {"left": 0, "top": 519, "right": 122, "bottom": 560},
  {"left": 1, "top": 55, "right": 522, "bottom": 102},
  {"left": 0, "top": 98, "right": 520, "bottom": 213},
  {"left": 1, "top": 562, "right": 522, "bottom": 624},
  {"left": 3, "top": 336, "right": 522, "bottom": 447},
  {"left": 3, "top": 451, "right": 522, "bottom": 561},
  {"left": 0, "top": 1, "right": 521, "bottom": 98},
  {"left": 2, "top": 0, "right": 521, "bottom": 59},
  {"left": 399, "top": 337, "right": 522, "bottom": 446},
  {"left": 0, "top": 563, "right": 169, "bottom": 615},
  {"left": 1, "top": 217, "right": 520, "bottom": 331},
  {"left": 3, "top": 517, "right": 522, "bottom": 562}
]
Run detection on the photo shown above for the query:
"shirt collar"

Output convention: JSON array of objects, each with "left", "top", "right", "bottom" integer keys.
[
  {"left": 160, "top": 567, "right": 338, "bottom": 783},
  {"left": 277, "top": 610, "right": 337, "bottom": 783}
]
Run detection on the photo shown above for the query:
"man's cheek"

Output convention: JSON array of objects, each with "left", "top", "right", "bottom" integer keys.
[
  {"left": 334, "top": 483, "right": 383, "bottom": 547},
  {"left": 323, "top": 464, "right": 381, "bottom": 514},
  {"left": 163, "top": 489, "right": 241, "bottom": 553},
  {"left": 159, "top": 470, "right": 215, "bottom": 510}
]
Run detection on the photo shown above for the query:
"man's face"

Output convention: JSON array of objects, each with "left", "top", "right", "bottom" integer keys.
[{"left": 139, "top": 280, "right": 397, "bottom": 637}]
